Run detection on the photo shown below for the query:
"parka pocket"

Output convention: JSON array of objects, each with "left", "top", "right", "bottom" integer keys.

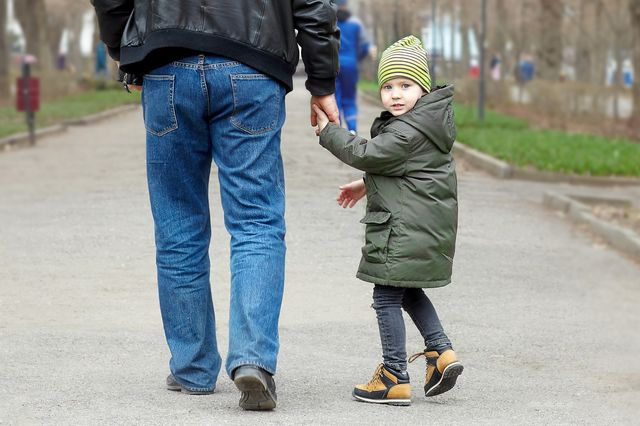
[{"left": 360, "top": 211, "right": 392, "bottom": 264}]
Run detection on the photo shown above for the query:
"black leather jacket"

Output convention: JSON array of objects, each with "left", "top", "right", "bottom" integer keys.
[{"left": 91, "top": 0, "right": 340, "bottom": 95}]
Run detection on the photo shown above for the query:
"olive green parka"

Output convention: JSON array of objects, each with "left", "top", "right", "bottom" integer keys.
[{"left": 319, "top": 85, "right": 458, "bottom": 288}]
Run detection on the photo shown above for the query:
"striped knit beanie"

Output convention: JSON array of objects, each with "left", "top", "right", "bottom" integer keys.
[{"left": 378, "top": 35, "right": 431, "bottom": 93}]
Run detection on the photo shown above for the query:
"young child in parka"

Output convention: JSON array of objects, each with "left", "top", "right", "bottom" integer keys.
[{"left": 314, "top": 35, "right": 463, "bottom": 406}]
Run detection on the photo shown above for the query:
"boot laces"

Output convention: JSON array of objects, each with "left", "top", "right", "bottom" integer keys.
[
  {"left": 364, "top": 364, "right": 385, "bottom": 391},
  {"left": 408, "top": 351, "right": 426, "bottom": 364},
  {"left": 408, "top": 351, "right": 438, "bottom": 365}
]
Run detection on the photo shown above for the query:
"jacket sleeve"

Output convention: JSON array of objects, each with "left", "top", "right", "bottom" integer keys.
[
  {"left": 293, "top": 0, "right": 340, "bottom": 96},
  {"left": 90, "top": 0, "right": 134, "bottom": 61},
  {"left": 319, "top": 124, "right": 410, "bottom": 176}
]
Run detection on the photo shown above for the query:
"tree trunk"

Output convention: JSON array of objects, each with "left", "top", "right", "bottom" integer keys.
[
  {"left": 593, "top": 0, "right": 607, "bottom": 85},
  {"left": 14, "top": 0, "right": 54, "bottom": 70},
  {"left": 574, "top": 0, "right": 591, "bottom": 83},
  {"left": 0, "top": 0, "right": 9, "bottom": 100},
  {"left": 492, "top": 0, "right": 508, "bottom": 69},
  {"left": 537, "top": 0, "right": 563, "bottom": 80},
  {"left": 630, "top": 0, "right": 640, "bottom": 128},
  {"left": 459, "top": 3, "right": 471, "bottom": 74}
]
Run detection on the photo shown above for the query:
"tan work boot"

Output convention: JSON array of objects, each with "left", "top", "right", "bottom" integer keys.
[
  {"left": 409, "top": 349, "right": 463, "bottom": 397},
  {"left": 352, "top": 363, "right": 412, "bottom": 406}
]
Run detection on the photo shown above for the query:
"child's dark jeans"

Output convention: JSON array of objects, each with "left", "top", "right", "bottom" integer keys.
[{"left": 372, "top": 284, "right": 452, "bottom": 372}]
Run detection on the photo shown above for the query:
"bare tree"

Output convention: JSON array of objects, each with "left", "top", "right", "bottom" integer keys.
[
  {"left": 537, "top": 0, "right": 564, "bottom": 80},
  {"left": 45, "top": 0, "right": 94, "bottom": 74},
  {"left": 573, "top": 0, "right": 592, "bottom": 83},
  {"left": 0, "top": 0, "right": 8, "bottom": 99},
  {"left": 14, "top": 0, "right": 54, "bottom": 70},
  {"left": 630, "top": 0, "right": 640, "bottom": 128}
]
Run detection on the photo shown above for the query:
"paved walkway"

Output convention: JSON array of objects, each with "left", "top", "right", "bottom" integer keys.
[{"left": 1, "top": 78, "right": 639, "bottom": 425}]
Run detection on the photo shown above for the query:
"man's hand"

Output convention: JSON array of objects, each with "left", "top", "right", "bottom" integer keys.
[
  {"left": 310, "top": 94, "right": 339, "bottom": 127},
  {"left": 337, "top": 178, "right": 367, "bottom": 208},
  {"left": 116, "top": 60, "right": 142, "bottom": 91}
]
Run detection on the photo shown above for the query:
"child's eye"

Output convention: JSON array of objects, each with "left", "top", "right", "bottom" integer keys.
[
  {"left": 383, "top": 85, "right": 392, "bottom": 90},
  {"left": 402, "top": 83, "right": 411, "bottom": 89}
]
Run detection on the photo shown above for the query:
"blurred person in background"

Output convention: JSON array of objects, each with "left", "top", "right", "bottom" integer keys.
[{"left": 336, "top": 0, "right": 370, "bottom": 134}]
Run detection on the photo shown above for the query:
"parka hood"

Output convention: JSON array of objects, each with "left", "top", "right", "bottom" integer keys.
[{"left": 372, "top": 85, "right": 456, "bottom": 153}]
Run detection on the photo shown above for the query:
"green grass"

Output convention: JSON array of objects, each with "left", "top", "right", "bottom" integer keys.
[
  {"left": 0, "top": 89, "right": 141, "bottom": 139},
  {"left": 358, "top": 81, "right": 640, "bottom": 177}
]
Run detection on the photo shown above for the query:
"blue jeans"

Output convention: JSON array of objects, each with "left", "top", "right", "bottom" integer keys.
[
  {"left": 142, "top": 55, "right": 287, "bottom": 392},
  {"left": 372, "top": 285, "right": 452, "bottom": 372}
]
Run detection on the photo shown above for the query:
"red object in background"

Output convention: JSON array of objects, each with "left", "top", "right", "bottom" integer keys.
[
  {"left": 469, "top": 65, "right": 481, "bottom": 78},
  {"left": 16, "top": 77, "right": 40, "bottom": 112}
]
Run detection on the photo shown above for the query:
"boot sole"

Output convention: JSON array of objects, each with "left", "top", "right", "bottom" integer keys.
[
  {"left": 234, "top": 375, "right": 277, "bottom": 411},
  {"left": 425, "top": 362, "right": 464, "bottom": 397},
  {"left": 352, "top": 393, "right": 411, "bottom": 406}
]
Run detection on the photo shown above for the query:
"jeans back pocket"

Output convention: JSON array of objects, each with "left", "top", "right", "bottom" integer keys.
[
  {"left": 143, "top": 75, "right": 178, "bottom": 137},
  {"left": 230, "top": 74, "right": 281, "bottom": 135}
]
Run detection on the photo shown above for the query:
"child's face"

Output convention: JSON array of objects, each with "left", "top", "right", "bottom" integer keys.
[{"left": 380, "top": 78, "right": 425, "bottom": 116}]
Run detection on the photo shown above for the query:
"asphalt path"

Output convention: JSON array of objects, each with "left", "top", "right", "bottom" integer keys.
[{"left": 1, "top": 77, "right": 638, "bottom": 425}]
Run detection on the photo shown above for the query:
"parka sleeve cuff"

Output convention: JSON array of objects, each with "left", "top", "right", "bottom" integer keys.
[{"left": 318, "top": 123, "right": 341, "bottom": 147}]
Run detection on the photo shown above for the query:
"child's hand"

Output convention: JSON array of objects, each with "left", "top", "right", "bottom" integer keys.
[
  {"left": 337, "top": 178, "right": 367, "bottom": 208},
  {"left": 312, "top": 104, "right": 330, "bottom": 136}
]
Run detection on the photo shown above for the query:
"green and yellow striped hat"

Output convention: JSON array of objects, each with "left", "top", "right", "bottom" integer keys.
[{"left": 378, "top": 35, "right": 431, "bottom": 93}]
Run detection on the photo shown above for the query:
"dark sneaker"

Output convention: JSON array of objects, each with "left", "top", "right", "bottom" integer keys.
[
  {"left": 352, "top": 364, "right": 412, "bottom": 406},
  {"left": 166, "top": 374, "right": 215, "bottom": 395},
  {"left": 233, "top": 366, "right": 277, "bottom": 411},
  {"left": 409, "top": 349, "right": 463, "bottom": 397}
]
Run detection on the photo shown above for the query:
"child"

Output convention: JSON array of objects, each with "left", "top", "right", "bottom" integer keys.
[{"left": 314, "top": 35, "right": 462, "bottom": 406}]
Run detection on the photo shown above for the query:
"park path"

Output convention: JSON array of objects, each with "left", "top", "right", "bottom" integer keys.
[{"left": 0, "top": 77, "right": 638, "bottom": 425}]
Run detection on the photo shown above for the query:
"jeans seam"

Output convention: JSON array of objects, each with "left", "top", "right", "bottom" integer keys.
[
  {"left": 202, "top": 61, "right": 240, "bottom": 70},
  {"left": 426, "top": 337, "right": 452, "bottom": 351},
  {"left": 173, "top": 376, "right": 216, "bottom": 393},
  {"left": 229, "top": 361, "right": 275, "bottom": 377},
  {"left": 200, "top": 67, "right": 210, "bottom": 118}
]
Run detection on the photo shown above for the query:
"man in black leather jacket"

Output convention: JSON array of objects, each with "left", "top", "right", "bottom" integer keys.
[{"left": 91, "top": 0, "right": 340, "bottom": 411}]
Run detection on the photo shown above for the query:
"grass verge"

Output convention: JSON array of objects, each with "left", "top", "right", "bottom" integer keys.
[
  {"left": 359, "top": 81, "right": 640, "bottom": 177},
  {"left": 0, "top": 89, "right": 141, "bottom": 139}
]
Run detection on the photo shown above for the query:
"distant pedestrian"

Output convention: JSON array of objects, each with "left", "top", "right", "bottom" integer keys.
[
  {"left": 95, "top": 42, "right": 108, "bottom": 79},
  {"left": 517, "top": 54, "right": 535, "bottom": 83},
  {"left": 335, "top": 0, "right": 370, "bottom": 134},
  {"left": 490, "top": 53, "right": 502, "bottom": 81},
  {"left": 314, "top": 35, "right": 462, "bottom": 406}
]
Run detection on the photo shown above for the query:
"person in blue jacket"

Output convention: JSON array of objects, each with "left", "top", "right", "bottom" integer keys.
[{"left": 336, "top": 0, "right": 370, "bottom": 134}]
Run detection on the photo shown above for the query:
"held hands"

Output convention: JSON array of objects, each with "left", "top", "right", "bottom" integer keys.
[
  {"left": 312, "top": 105, "right": 330, "bottom": 136},
  {"left": 310, "top": 94, "right": 339, "bottom": 136},
  {"left": 337, "top": 178, "right": 367, "bottom": 208}
]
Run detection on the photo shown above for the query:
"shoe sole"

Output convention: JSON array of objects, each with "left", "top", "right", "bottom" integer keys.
[
  {"left": 167, "top": 379, "right": 214, "bottom": 395},
  {"left": 167, "top": 385, "right": 214, "bottom": 395},
  {"left": 352, "top": 393, "right": 411, "bottom": 406},
  {"left": 234, "top": 375, "right": 277, "bottom": 411},
  {"left": 425, "top": 362, "right": 464, "bottom": 397}
]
